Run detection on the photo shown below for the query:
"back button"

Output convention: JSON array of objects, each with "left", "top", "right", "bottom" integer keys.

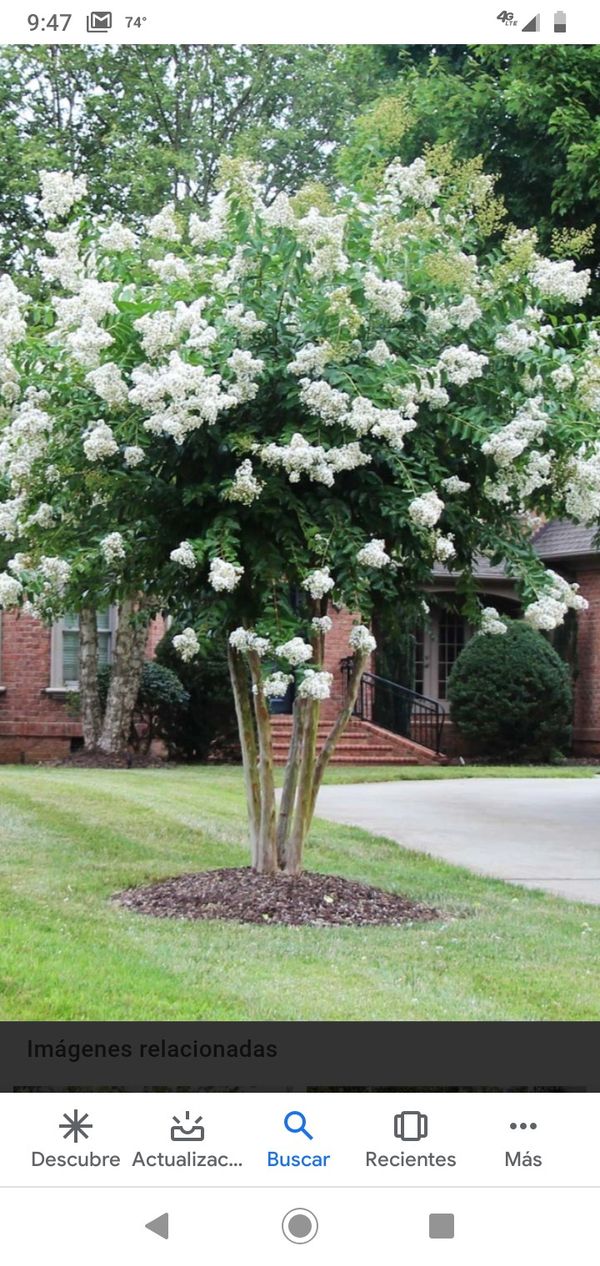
[{"left": 145, "top": 1212, "right": 169, "bottom": 1240}]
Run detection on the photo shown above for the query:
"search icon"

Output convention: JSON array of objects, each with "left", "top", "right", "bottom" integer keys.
[{"left": 284, "top": 1110, "right": 314, "bottom": 1141}]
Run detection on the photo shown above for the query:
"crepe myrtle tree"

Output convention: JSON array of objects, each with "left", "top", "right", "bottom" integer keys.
[{"left": 0, "top": 158, "right": 599, "bottom": 870}]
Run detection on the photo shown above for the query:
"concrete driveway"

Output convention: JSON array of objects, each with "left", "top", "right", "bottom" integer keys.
[{"left": 315, "top": 777, "right": 600, "bottom": 903}]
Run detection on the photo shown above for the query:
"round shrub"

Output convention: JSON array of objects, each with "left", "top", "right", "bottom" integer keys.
[
  {"left": 98, "top": 661, "right": 190, "bottom": 754},
  {"left": 447, "top": 620, "right": 573, "bottom": 761}
]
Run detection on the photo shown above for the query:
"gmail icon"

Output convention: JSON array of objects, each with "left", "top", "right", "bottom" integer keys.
[{"left": 86, "top": 10, "right": 112, "bottom": 31}]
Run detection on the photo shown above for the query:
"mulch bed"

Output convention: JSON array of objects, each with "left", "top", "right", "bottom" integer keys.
[
  {"left": 57, "top": 751, "right": 168, "bottom": 769},
  {"left": 113, "top": 867, "right": 441, "bottom": 928}
]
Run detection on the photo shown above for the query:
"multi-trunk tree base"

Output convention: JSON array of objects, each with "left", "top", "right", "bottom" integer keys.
[{"left": 228, "top": 641, "right": 370, "bottom": 875}]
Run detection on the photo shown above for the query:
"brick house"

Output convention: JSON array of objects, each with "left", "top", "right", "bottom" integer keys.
[{"left": 0, "top": 520, "right": 598, "bottom": 764}]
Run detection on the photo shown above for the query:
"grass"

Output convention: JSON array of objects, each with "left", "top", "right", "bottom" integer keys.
[
  {"left": 0, "top": 764, "right": 598, "bottom": 1021},
  {"left": 319, "top": 764, "right": 596, "bottom": 784}
]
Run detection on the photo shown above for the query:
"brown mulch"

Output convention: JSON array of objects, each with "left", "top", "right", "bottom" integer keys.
[
  {"left": 113, "top": 867, "right": 441, "bottom": 928},
  {"left": 57, "top": 750, "right": 168, "bottom": 769}
]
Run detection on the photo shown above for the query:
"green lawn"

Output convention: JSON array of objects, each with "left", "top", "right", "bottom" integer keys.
[
  {"left": 320, "top": 764, "right": 596, "bottom": 784},
  {"left": 0, "top": 765, "right": 598, "bottom": 1021}
]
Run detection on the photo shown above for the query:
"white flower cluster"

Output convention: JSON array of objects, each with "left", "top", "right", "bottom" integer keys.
[
  {"left": 302, "top": 567, "right": 335, "bottom": 600},
  {"left": 364, "top": 272, "right": 408, "bottom": 322},
  {"left": 38, "top": 555, "right": 71, "bottom": 598},
  {"left": 189, "top": 192, "right": 228, "bottom": 247},
  {"left": 261, "top": 671, "right": 293, "bottom": 699},
  {"left": 349, "top": 624, "right": 377, "bottom": 654},
  {"left": 173, "top": 627, "right": 200, "bottom": 662},
  {"left": 408, "top": 490, "right": 445, "bottom": 529},
  {"left": 26, "top": 502, "right": 55, "bottom": 529},
  {"left": 365, "top": 339, "right": 396, "bottom": 366},
  {"left": 208, "top": 557, "right": 244, "bottom": 592},
  {"left": 311, "top": 615, "right": 333, "bottom": 634},
  {"left": 480, "top": 606, "right": 508, "bottom": 635},
  {"left": 52, "top": 279, "right": 118, "bottom": 330},
  {"left": 124, "top": 445, "right": 145, "bottom": 468},
  {"left": 100, "top": 532, "right": 126, "bottom": 565},
  {"left": 229, "top": 627, "right": 271, "bottom": 656},
  {"left": 382, "top": 157, "right": 441, "bottom": 208},
  {"left": 39, "top": 170, "right": 87, "bottom": 220},
  {"left": 0, "top": 275, "right": 27, "bottom": 358},
  {"left": 224, "top": 304, "right": 266, "bottom": 338},
  {"left": 130, "top": 352, "right": 237, "bottom": 443},
  {"left": 261, "top": 191, "right": 295, "bottom": 229},
  {"left": 65, "top": 317, "right": 114, "bottom": 369},
  {"left": 288, "top": 342, "right": 333, "bottom": 377},
  {"left": 83, "top": 421, "right": 118, "bottom": 462},
  {"left": 442, "top": 475, "right": 471, "bottom": 494},
  {"left": 434, "top": 534, "right": 456, "bottom": 563},
  {"left": 551, "top": 364, "right": 575, "bottom": 392},
  {"left": 300, "top": 378, "right": 349, "bottom": 425},
  {"left": 515, "top": 449, "right": 553, "bottom": 500},
  {"left": 37, "top": 224, "right": 84, "bottom": 292},
  {"left": 0, "top": 495, "right": 25, "bottom": 540},
  {"left": 276, "top": 636, "right": 313, "bottom": 666},
  {"left": 170, "top": 540, "right": 196, "bottom": 568},
  {"left": 495, "top": 321, "right": 541, "bottom": 358},
  {"left": 564, "top": 442, "right": 600, "bottom": 524},
  {"left": 149, "top": 254, "right": 191, "bottom": 284},
  {"left": 147, "top": 203, "right": 181, "bottom": 241},
  {"left": 0, "top": 400, "right": 52, "bottom": 490},
  {"left": 438, "top": 344, "right": 488, "bottom": 386},
  {"left": 297, "top": 669, "right": 333, "bottom": 700},
  {"left": 86, "top": 362, "right": 129, "bottom": 407},
  {"left": 0, "top": 571, "right": 22, "bottom": 608},
  {"left": 98, "top": 221, "right": 138, "bottom": 253},
  {"left": 530, "top": 257, "right": 591, "bottom": 305},
  {"left": 261, "top": 433, "right": 371, "bottom": 487},
  {"left": 227, "top": 348, "right": 265, "bottom": 404},
  {"left": 426, "top": 295, "right": 482, "bottom": 336},
  {"left": 357, "top": 538, "right": 390, "bottom": 569},
  {"left": 524, "top": 571, "right": 588, "bottom": 631},
  {"left": 481, "top": 399, "right": 549, "bottom": 468},
  {"left": 295, "top": 209, "right": 348, "bottom": 280},
  {"left": 224, "top": 459, "right": 264, "bottom": 506}
]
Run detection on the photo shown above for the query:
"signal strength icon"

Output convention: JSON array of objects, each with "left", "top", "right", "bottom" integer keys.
[{"left": 522, "top": 13, "right": 540, "bottom": 29}]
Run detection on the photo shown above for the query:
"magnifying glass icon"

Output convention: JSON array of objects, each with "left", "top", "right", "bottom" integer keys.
[{"left": 284, "top": 1110, "right": 314, "bottom": 1141}]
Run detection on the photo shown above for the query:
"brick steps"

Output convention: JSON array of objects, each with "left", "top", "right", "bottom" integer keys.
[{"left": 269, "top": 715, "right": 442, "bottom": 766}]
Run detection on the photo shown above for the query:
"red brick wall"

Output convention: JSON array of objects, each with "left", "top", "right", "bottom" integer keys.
[
  {"left": 572, "top": 565, "right": 600, "bottom": 756},
  {"left": 0, "top": 610, "right": 167, "bottom": 763}
]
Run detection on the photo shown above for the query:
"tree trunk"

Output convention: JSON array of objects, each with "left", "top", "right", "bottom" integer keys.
[
  {"left": 78, "top": 607, "right": 102, "bottom": 750},
  {"left": 284, "top": 696, "right": 320, "bottom": 875},
  {"left": 227, "top": 644, "right": 261, "bottom": 866},
  {"left": 98, "top": 598, "right": 149, "bottom": 755},
  {"left": 247, "top": 650, "right": 278, "bottom": 874},
  {"left": 307, "top": 650, "right": 370, "bottom": 826},
  {"left": 275, "top": 695, "right": 304, "bottom": 868}
]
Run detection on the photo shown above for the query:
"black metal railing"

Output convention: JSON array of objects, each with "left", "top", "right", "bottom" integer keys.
[{"left": 340, "top": 658, "right": 445, "bottom": 754}]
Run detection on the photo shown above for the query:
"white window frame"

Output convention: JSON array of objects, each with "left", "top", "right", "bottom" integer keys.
[{"left": 49, "top": 607, "right": 118, "bottom": 692}]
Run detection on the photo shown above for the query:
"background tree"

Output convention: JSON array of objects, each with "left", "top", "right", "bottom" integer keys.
[
  {"left": 1, "top": 156, "right": 598, "bottom": 875},
  {"left": 0, "top": 43, "right": 391, "bottom": 268},
  {"left": 339, "top": 46, "right": 600, "bottom": 291}
]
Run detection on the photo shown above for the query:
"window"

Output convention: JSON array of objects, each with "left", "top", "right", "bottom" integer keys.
[
  {"left": 437, "top": 610, "right": 466, "bottom": 700},
  {"left": 52, "top": 610, "right": 114, "bottom": 689}
]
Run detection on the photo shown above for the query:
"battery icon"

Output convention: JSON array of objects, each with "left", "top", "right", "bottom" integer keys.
[
  {"left": 554, "top": 9, "right": 566, "bottom": 31},
  {"left": 394, "top": 1110, "right": 428, "bottom": 1141}
]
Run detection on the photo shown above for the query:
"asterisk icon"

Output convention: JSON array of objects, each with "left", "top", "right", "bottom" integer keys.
[{"left": 59, "top": 1109, "right": 93, "bottom": 1142}]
